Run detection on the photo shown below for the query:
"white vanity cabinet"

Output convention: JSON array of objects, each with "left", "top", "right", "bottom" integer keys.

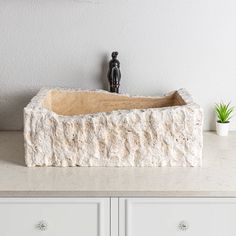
[
  {"left": 1, "top": 198, "right": 236, "bottom": 236},
  {"left": 119, "top": 198, "right": 236, "bottom": 236},
  {"left": 0, "top": 198, "right": 110, "bottom": 236}
]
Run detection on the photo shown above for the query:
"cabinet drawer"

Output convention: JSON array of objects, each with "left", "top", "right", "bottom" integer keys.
[
  {"left": 0, "top": 198, "right": 110, "bottom": 236},
  {"left": 119, "top": 198, "right": 236, "bottom": 236}
]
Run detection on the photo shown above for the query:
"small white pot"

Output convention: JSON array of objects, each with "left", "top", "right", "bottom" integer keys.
[{"left": 216, "top": 122, "right": 230, "bottom": 136}]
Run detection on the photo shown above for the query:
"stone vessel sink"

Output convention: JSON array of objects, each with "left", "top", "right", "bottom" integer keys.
[{"left": 24, "top": 88, "right": 203, "bottom": 167}]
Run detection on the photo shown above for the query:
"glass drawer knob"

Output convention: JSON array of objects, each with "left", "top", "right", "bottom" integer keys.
[
  {"left": 36, "top": 221, "right": 48, "bottom": 231},
  {"left": 178, "top": 221, "right": 189, "bottom": 231}
]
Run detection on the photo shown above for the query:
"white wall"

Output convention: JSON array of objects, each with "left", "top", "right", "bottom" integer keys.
[{"left": 1, "top": 0, "right": 236, "bottom": 131}]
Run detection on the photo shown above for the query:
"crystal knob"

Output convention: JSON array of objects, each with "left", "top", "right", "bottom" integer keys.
[
  {"left": 36, "top": 221, "right": 48, "bottom": 231},
  {"left": 178, "top": 221, "right": 189, "bottom": 231}
]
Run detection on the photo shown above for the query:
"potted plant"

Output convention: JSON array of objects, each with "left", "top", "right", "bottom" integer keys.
[{"left": 215, "top": 102, "right": 234, "bottom": 136}]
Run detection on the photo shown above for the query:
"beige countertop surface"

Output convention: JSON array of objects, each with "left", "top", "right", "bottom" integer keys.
[{"left": 0, "top": 131, "right": 236, "bottom": 197}]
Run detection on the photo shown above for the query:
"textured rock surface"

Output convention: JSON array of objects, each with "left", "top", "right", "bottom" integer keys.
[{"left": 24, "top": 88, "right": 203, "bottom": 167}]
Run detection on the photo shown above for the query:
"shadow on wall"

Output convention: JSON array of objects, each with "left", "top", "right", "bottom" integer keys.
[
  {"left": 209, "top": 109, "right": 215, "bottom": 131},
  {"left": 0, "top": 90, "right": 37, "bottom": 131},
  {"left": 0, "top": 132, "right": 25, "bottom": 166},
  {"left": 203, "top": 105, "right": 216, "bottom": 131},
  {"left": 99, "top": 53, "right": 109, "bottom": 91}
]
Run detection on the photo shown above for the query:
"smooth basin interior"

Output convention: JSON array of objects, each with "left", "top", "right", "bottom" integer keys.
[{"left": 43, "top": 90, "right": 186, "bottom": 116}]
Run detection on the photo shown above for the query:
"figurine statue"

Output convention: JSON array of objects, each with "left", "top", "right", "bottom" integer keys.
[{"left": 107, "top": 51, "right": 121, "bottom": 93}]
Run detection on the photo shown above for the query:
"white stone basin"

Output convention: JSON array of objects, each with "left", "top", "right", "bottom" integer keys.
[{"left": 24, "top": 88, "right": 203, "bottom": 167}]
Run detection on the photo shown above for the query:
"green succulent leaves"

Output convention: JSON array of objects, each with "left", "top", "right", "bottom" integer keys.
[{"left": 215, "top": 102, "right": 234, "bottom": 123}]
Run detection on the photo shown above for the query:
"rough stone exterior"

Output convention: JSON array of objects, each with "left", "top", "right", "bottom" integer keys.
[{"left": 24, "top": 88, "right": 203, "bottom": 167}]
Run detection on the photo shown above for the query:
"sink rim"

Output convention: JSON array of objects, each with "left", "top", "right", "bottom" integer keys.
[{"left": 24, "top": 87, "right": 198, "bottom": 120}]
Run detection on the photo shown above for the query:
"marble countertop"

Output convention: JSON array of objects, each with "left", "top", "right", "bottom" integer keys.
[{"left": 0, "top": 131, "right": 236, "bottom": 197}]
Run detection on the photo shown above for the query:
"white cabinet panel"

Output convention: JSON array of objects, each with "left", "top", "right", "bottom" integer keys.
[
  {"left": 111, "top": 198, "right": 119, "bottom": 236},
  {"left": 119, "top": 198, "right": 236, "bottom": 236},
  {"left": 0, "top": 198, "right": 110, "bottom": 236}
]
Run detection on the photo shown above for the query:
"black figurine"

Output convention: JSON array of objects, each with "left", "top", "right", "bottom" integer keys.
[{"left": 107, "top": 51, "right": 121, "bottom": 93}]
